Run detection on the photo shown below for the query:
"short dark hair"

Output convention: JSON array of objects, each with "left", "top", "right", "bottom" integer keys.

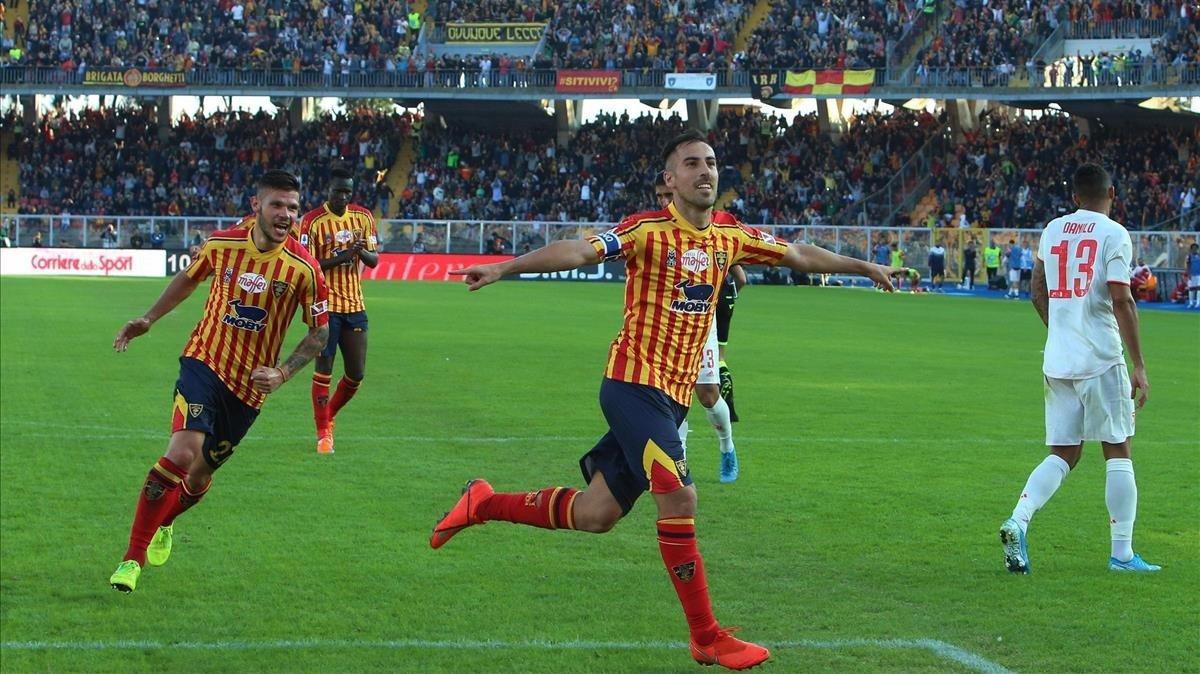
[
  {"left": 653, "top": 171, "right": 666, "bottom": 187},
  {"left": 661, "top": 129, "right": 708, "bottom": 166},
  {"left": 330, "top": 167, "right": 354, "bottom": 181},
  {"left": 257, "top": 169, "right": 301, "bottom": 193},
  {"left": 1073, "top": 162, "right": 1112, "bottom": 201}
]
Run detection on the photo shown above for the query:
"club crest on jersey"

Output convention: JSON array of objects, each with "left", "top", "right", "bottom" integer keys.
[
  {"left": 674, "top": 458, "right": 689, "bottom": 478},
  {"left": 271, "top": 281, "right": 289, "bottom": 298},
  {"left": 670, "top": 280, "right": 714, "bottom": 314},
  {"left": 666, "top": 248, "right": 677, "bottom": 268},
  {"left": 222, "top": 268, "right": 234, "bottom": 284},
  {"left": 237, "top": 272, "right": 268, "bottom": 294},
  {"left": 188, "top": 404, "right": 204, "bottom": 418},
  {"left": 681, "top": 249, "right": 711, "bottom": 274},
  {"left": 300, "top": 234, "right": 309, "bottom": 246},
  {"left": 715, "top": 251, "right": 728, "bottom": 269},
  {"left": 223, "top": 299, "right": 269, "bottom": 332}
]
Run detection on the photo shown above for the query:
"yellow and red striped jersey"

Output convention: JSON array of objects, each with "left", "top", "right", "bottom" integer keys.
[
  {"left": 587, "top": 202, "right": 789, "bottom": 405},
  {"left": 181, "top": 227, "right": 329, "bottom": 409},
  {"left": 232, "top": 213, "right": 301, "bottom": 239},
  {"left": 297, "top": 203, "right": 378, "bottom": 313}
]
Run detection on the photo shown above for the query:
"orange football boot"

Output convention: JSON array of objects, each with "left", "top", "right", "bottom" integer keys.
[
  {"left": 429, "top": 479, "right": 494, "bottom": 549},
  {"left": 689, "top": 627, "right": 770, "bottom": 670},
  {"left": 316, "top": 420, "right": 335, "bottom": 454}
]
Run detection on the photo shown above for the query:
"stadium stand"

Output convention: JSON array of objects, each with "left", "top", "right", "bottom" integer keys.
[
  {"left": 743, "top": 0, "right": 910, "bottom": 70},
  {"left": 10, "top": 105, "right": 415, "bottom": 221}
]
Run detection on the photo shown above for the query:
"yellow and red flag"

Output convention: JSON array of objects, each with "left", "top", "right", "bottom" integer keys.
[{"left": 782, "top": 69, "right": 875, "bottom": 95}]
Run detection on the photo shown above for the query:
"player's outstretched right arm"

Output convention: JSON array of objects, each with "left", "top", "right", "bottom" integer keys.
[
  {"left": 113, "top": 272, "right": 202, "bottom": 352},
  {"left": 451, "top": 239, "right": 602, "bottom": 291}
]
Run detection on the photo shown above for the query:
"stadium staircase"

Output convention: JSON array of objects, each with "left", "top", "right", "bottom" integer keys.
[
  {"left": 733, "top": 0, "right": 774, "bottom": 54},
  {"left": 377, "top": 134, "right": 416, "bottom": 228},
  {"left": 3, "top": 0, "right": 28, "bottom": 42},
  {"left": 887, "top": 2, "right": 952, "bottom": 80},
  {"left": 0, "top": 129, "right": 17, "bottom": 215}
]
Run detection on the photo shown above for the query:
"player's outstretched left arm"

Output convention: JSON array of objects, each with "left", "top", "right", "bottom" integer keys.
[
  {"left": 451, "top": 239, "right": 602, "bottom": 291},
  {"left": 251, "top": 324, "right": 330, "bottom": 394},
  {"left": 114, "top": 272, "right": 202, "bottom": 352},
  {"left": 779, "top": 242, "right": 906, "bottom": 292}
]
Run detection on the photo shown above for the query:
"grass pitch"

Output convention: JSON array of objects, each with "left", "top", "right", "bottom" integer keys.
[{"left": 1, "top": 277, "right": 1197, "bottom": 673}]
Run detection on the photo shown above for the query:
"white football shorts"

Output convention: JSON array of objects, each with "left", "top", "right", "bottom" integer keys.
[
  {"left": 696, "top": 322, "right": 720, "bottom": 385},
  {"left": 1044, "top": 363, "right": 1135, "bottom": 445}
]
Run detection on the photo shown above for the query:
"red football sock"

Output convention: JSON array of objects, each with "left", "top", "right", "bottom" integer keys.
[
  {"left": 327, "top": 376, "right": 361, "bottom": 418},
  {"left": 123, "top": 458, "right": 187, "bottom": 566},
  {"left": 657, "top": 517, "right": 720, "bottom": 645},
  {"left": 162, "top": 477, "right": 211, "bottom": 527},
  {"left": 477, "top": 487, "right": 579, "bottom": 530},
  {"left": 312, "top": 373, "right": 332, "bottom": 432}
]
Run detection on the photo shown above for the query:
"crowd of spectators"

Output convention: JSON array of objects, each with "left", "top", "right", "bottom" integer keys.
[
  {"left": 8, "top": 104, "right": 415, "bottom": 218},
  {"left": 7, "top": 0, "right": 423, "bottom": 72},
  {"left": 744, "top": 0, "right": 912, "bottom": 70},
  {"left": 3, "top": 0, "right": 1198, "bottom": 87},
  {"left": 544, "top": 0, "right": 751, "bottom": 72},
  {"left": 927, "top": 111, "right": 1199, "bottom": 230},
  {"left": 396, "top": 107, "right": 942, "bottom": 229}
]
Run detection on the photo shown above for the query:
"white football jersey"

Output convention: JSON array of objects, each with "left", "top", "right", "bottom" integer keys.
[{"left": 1038, "top": 209, "right": 1132, "bottom": 379}]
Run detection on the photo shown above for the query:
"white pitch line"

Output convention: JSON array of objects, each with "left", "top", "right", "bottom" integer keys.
[{"left": 0, "top": 637, "right": 1017, "bottom": 673}]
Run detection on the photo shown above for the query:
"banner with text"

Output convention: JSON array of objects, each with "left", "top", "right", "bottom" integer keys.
[
  {"left": 83, "top": 68, "right": 186, "bottom": 88},
  {"left": 665, "top": 73, "right": 717, "bottom": 91},
  {"left": 444, "top": 22, "right": 546, "bottom": 44},
  {"left": 361, "top": 253, "right": 514, "bottom": 282},
  {"left": 0, "top": 247, "right": 166, "bottom": 277},
  {"left": 556, "top": 70, "right": 621, "bottom": 93},
  {"left": 749, "top": 70, "right": 783, "bottom": 99}
]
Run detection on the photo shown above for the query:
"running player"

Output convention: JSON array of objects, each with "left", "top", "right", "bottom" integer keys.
[
  {"left": 432, "top": 130, "right": 902, "bottom": 670},
  {"left": 999, "top": 163, "right": 1159, "bottom": 574},
  {"left": 108, "top": 170, "right": 329, "bottom": 593},
  {"left": 653, "top": 172, "right": 740, "bottom": 482},
  {"left": 298, "top": 167, "right": 380, "bottom": 454}
]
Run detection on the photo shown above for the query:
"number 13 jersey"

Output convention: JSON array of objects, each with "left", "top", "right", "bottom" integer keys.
[{"left": 1038, "top": 208, "right": 1132, "bottom": 379}]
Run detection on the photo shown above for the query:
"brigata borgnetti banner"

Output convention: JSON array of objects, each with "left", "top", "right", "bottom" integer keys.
[
  {"left": 83, "top": 68, "right": 186, "bottom": 88},
  {"left": 555, "top": 70, "right": 620, "bottom": 93}
]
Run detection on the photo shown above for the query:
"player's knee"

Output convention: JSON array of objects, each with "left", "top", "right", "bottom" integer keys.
[
  {"left": 1052, "top": 447, "right": 1083, "bottom": 469},
  {"left": 695, "top": 385, "right": 720, "bottom": 408},
  {"left": 654, "top": 484, "right": 697, "bottom": 518},
  {"left": 573, "top": 501, "right": 622, "bottom": 533}
]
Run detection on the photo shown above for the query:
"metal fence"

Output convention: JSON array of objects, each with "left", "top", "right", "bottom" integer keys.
[
  {"left": 0, "top": 66, "right": 750, "bottom": 91},
  {"left": 4, "top": 215, "right": 1196, "bottom": 280},
  {"left": 902, "top": 63, "right": 1200, "bottom": 88},
  {"left": 3, "top": 63, "right": 1197, "bottom": 92}
]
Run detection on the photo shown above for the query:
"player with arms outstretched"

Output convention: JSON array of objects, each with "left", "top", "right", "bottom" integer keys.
[
  {"left": 653, "top": 172, "right": 743, "bottom": 482},
  {"left": 298, "top": 167, "right": 380, "bottom": 454},
  {"left": 999, "top": 163, "right": 1159, "bottom": 574},
  {"left": 431, "top": 130, "right": 903, "bottom": 670},
  {"left": 108, "top": 170, "right": 330, "bottom": 593}
]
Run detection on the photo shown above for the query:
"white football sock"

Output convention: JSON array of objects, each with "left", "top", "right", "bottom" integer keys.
[
  {"left": 1011, "top": 454, "right": 1071, "bottom": 533},
  {"left": 677, "top": 419, "right": 689, "bottom": 453},
  {"left": 1106, "top": 458, "right": 1137, "bottom": 562},
  {"left": 1190, "top": 289, "right": 1198, "bottom": 306},
  {"left": 704, "top": 397, "right": 735, "bottom": 454}
]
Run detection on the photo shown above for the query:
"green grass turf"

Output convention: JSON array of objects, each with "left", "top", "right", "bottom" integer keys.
[{"left": 1, "top": 277, "right": 1197, "bottom": 673}]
